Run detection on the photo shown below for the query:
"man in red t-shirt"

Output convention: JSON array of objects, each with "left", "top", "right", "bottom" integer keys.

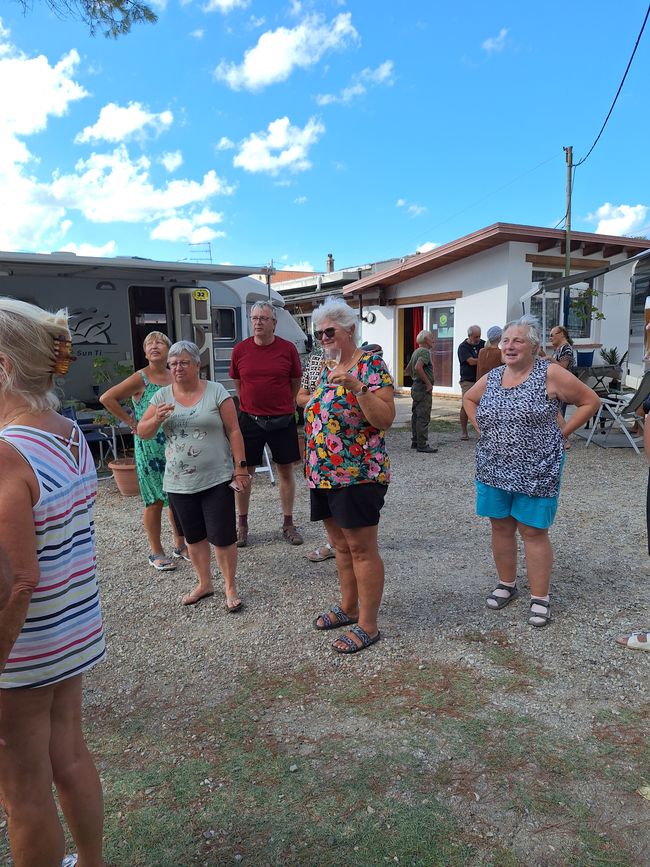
[{"left": 229, "top": 301, "right": 303, "bottom": 547}]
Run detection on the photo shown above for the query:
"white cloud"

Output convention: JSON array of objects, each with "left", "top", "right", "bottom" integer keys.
[
  {"left": 217, "top": 135, "right": 235, "bottom": 150},
  {"left": 587, "top": 202, "right": 649, "bottom": 236},
  {"left": 160, "top": 150, "right": 183, "bottom": 172},
  {"left": 49, "top": 145, "right": 234, "bottom": 223},
  {"left": 396, "top": 198, "right": 425, "bottom": 217},
  {"left": 248, "top": 14, "right": 265, "bottom": 28},
  {"left": 408, "top": 203, "right": 426, "bottom": 217},
  {"left": 416, "top": 241, "right": 439, "bottom": 254},
  {"left": 75, "top": 102, "right": 173, "bottom": 144},
  {"left": 150, "top": 215, "right": 226, "bottom": 243},
  {"left": 482, "top": 27, "right": 508, "bottom": 54},
  {"left": 316, "top": 60, "right": 394, "bottom": 105},
  {"left": 215, "top": 12, "right": 358, "bottom": 91},
  {"left": 294, "top": 195, "right": 307, "bottom": 204},
  {"left": 281, "top": 260, "right": 314, "bottom": 271},
  {"left": 203, "top": 0, "right": 249, "bottom": 11},
  {"left": 233, "top": 116, "right": 325, "bottom": 175},
  {"left": 59, "top": 240, "right": 117, "bottom": 256},
  {"left": 190, "top": 28, "right": 204, "bottom": 39}
]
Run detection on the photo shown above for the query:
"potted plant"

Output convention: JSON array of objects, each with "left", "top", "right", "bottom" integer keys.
[
  {"left": 599, "top": 347, "right": 627, "bottom": 392},
  {"left": 91, "top": 355, "right": 140, "bottom": 495}
]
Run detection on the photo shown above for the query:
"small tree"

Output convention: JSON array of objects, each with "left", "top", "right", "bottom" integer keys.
[
  {"left": 15, "top": 0, "right": 157, "bottom": 37},
  {"left": 570, "top": 286, "right": 605, "bottom": 325}
]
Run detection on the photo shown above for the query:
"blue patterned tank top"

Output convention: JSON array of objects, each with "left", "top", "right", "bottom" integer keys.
[{"left": 475, "top": 357, "right": 563, "bottom": 498}]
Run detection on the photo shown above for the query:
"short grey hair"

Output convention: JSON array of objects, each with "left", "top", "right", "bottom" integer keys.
[
  {"left": 168, "top": 340, "right": 201, "bottom": 364},
  {"left": 467, "top": 324, "right": 481, "bottom": 337},
  {"left": 250, "top": 301, "right": 277, "bottom": 322},
  {"left": 502, "top": 314, "right": 541, "bottom": 349},
  {"left": 416, "top": 329, "right": 434, "bottom": 345},
  {"left": 312, "top": 299, "right": 358, "bottom": 336}
]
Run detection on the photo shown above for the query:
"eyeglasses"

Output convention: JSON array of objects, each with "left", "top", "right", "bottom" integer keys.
[
  {"left": 314, "top": 327, "right": 337, "bottom": 340},
  {"left": 251, "top": 315, "right": 272, "bottom": 322},
  {"left": 168, "top": 360, "right": 192, "bottom": 369}
]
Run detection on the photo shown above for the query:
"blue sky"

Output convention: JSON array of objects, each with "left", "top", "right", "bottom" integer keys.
[{"left": 1, "top": 0, "right": 649, "bottom": 272}]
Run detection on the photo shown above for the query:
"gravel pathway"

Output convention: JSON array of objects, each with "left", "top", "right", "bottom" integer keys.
[{"left": 87, "top": 418, "right": 650, "bottom": 733}]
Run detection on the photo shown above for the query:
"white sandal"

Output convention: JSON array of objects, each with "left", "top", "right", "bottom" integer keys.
[
  {"left": 305, "top": 543, "right": 335, "bottom": 562},
  {"left": 616, "top": 631, "right": 650, "bottom": 651}
]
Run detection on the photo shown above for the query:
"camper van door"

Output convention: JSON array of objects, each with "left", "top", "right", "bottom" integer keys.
[{"left": 172, "top": 287, "right": 215, "bottom": 380}]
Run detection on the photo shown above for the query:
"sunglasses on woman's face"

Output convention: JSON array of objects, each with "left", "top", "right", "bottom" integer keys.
[{"left": 314, "top": 327, "right": 337, "bottom": 340}]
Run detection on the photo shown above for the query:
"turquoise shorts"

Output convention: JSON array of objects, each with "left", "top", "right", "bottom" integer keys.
[{"left": 475, "top": 481, "right": 559, "bottom": 530}]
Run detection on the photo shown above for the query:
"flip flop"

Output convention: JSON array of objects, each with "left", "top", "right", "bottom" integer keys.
[
  {"left": 226, "top": 599, "right": 243, "bottom": 613},
  {"left": 172, "top": 545, "right": 191, "bottom": 562},
  {"left": 306, "top": 543, "right": 336, "bottom": 562},
  {"left": 181, "top": 590, "right": 214, "bottom": 606},
  {"left": 616, "top": 631, "right": 650, "bottom": 651}
]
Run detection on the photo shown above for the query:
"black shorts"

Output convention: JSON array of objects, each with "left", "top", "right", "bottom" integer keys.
[
  {"left": 239, "top": 412, "right": 301, "bottom": 467},
  {"left": 310, "top": 483, "right": 388, "bottom": 529},
  {"left": 168, "top": 482, "right": 237, "bottom": 547}
]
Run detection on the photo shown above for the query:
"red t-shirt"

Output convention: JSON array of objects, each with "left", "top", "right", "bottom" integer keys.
[{"left": 230, "top": 336, "right": 302, "bottom": 416}]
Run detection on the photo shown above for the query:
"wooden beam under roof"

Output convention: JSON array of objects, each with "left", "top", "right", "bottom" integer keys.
[
  {"left": 582, "top": 242, "right": 603, "bottom": 256},
  {"left": 526, "top": 254, "right": 609, "bottom": 269},
  {"left": 537, "top": 239, "right": 557, "bottom": 252},
  {"left": 602, "top": 245, "right": 624, "bottom": 258}
]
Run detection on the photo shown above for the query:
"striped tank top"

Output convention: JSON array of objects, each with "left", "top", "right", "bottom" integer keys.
[{"left": 0, "top": 423, "right": 106, "bottom": 689}]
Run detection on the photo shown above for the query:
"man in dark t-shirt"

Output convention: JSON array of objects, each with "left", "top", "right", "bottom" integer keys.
[
  {"left": 458, "top": 325, "right": 485, "bottom": 440},
  {"left": 230, "top": 301, "right": 303, "bottom": 547}
]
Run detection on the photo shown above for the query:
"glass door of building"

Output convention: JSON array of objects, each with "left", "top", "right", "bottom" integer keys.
[{"left": 428, "top": 304, "right": 455, "bottom": 387}]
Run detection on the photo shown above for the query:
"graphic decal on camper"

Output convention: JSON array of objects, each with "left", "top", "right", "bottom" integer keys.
[{"left": 68, "top": 308, "right": 113, "bottom": 344}]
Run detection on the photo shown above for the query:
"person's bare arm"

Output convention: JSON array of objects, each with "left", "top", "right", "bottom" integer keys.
[
  {"left": 0, "top": 444, "right": 40, "bottom": 674},
  {"left": 0, "top": 547, "right": 11, "bottom": 611},
  {"left": 231, "top": 379, "right": 241, "bottom": 398},
  {"left": 547, "top": 365, "right": 600, "bottom": 437},
  {"left": 99, "top": 371, "right": 144, "bottom": 431},
  {"left": 136, "top": 402, "right": 173, "bottom": 440},
  {"left": 645, "top": 412, "right": 650, "bottom": 464},
  {"left": 466, "top": 356, "right": 479, "bottom": 367},
  {"left": 414, "top": 359, "right": 433, "bottom": 392},
  {"left": 296, "top": 388, "right": 312, "bottom": 408},
  {"left": 463, "top": 376, "right": 488, "bottom": 434},
  {"left": 219, "top": 397, "right": 252, "bottom": 490}
]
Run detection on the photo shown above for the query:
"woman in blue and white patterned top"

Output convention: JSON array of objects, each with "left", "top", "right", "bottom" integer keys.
[{"left": 463, "top": 316, "right": 599, "bottom": 628}]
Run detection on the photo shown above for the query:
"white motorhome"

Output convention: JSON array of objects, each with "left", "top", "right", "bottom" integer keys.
[{"left": 0, "top": 252, "right": 308, "bottom": 402}]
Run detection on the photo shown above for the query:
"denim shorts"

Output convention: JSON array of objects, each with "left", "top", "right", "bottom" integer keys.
[{"left": 475, "top": 481, "right": 559, "bottom": 529}]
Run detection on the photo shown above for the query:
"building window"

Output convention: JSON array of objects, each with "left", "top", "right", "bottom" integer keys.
[
  {"left": 212, "top": 307, "right": 236, "bottom": 340},
  {"left": 530, "top": 270, "right": 596, "bottom": 340}
]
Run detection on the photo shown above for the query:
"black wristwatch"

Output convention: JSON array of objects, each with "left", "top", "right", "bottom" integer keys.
[{"left": 238, "top": 459, "right": 247, "bottom": 467}]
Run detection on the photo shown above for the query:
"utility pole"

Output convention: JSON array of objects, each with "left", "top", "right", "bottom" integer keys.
[{"left": 561, "top": 145, "right": 573, "bottom": 326}]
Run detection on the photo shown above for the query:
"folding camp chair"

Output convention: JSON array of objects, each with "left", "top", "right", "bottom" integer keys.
[
  {"left": 254, "top": 445, "right": 276, "bottom": 485},
  {"left": 584, "top": 370, "right": 650, "bottom": 455},
  {"left": 60, "top": 406, "right": 116, "bottom": 467}
]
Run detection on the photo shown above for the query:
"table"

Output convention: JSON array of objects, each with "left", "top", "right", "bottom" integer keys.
[{"left": 575, "top": 365, "right": 622, "bottom": 391}]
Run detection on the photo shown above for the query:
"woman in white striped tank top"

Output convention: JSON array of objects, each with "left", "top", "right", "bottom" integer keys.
[{"left": 0, "top": 298, "right": 105, "bottom": 867}]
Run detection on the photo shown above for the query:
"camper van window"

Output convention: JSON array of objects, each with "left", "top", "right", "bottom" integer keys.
[
  {"left": 632, "top": 275, "right": 650, "bottom": 315},
  {"left": 531, "top": 270, "right": 593, "bottom": 342},
  {"left": 212, "top": 307, "right": 236, "bottom": 340}
]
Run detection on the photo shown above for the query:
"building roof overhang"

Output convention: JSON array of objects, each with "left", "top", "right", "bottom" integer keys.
[{"left": 343, "top": 223, "right": 650, "bottom": 297}]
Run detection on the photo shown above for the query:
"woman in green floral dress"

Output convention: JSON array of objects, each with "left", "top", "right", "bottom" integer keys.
[{"left": 100, "top": 332, "right": 186, "bottom": 570}]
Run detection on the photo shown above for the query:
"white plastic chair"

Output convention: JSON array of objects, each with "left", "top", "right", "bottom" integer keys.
[
  {"left": 585, "top": 370, "right": 650, "bottom": 455},
  {"left": 254, "top": 445, "right": 276, "bottom": 485}
]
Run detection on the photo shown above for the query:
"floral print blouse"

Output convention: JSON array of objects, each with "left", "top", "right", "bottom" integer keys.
[{"left": 304, "top": 352, "right": 393, "bottom": 489}]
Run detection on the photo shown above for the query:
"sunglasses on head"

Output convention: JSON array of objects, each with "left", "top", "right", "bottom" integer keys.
[{"left": 314, "top": 327, "right": 336, "bottom": 340}]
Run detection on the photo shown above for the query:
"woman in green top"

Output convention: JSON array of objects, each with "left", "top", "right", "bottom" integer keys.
[{"left": 100, "top": 331, "right": 185, "bottom": 570}]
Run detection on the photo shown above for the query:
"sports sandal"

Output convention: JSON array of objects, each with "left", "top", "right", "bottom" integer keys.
[
  {"left": 62, "top": 856, "right": 78, "bottom": 867},
  {"left": 148, "top": 553, "right": 176, "bottom": 571},
  {"left": 528, "top": 598, "right": 551, "bottom": 627},
  {"left": 306, "top": 543, "right": 336, "bottom": 562},
  {"left": 282, "top": 525, "right": 304, "bottom": 545},
  {"left": 616, "top": 631, "right": 650, "bottom": 651},
  {"left": 313, "top": 605, "right": 358, "bottom": 631},
  {"left": 172, "top": 545, "right": 191, "bottom": 562},
  {"left": 486, "top": 582, "right": 518, "bottom": 610},
  {"left": 332, "top": 624, "right": 381, "bottom": 654}
]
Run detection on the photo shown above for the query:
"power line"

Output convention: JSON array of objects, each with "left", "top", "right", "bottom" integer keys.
[{"left": 574, "top": 4, "right": 650, "bottom": 168}]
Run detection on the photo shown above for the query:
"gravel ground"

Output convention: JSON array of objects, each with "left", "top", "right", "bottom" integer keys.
[{"left": 87, "top": 400, "right": 650, "bottom": 729}]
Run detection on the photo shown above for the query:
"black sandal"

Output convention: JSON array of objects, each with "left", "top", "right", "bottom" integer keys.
[
  {"left": 486, "top": 582, "right": 519, "bottom": 610},
  {"left": 313, "top": 605, "right": 358, "bottom": 631},
  {"left": 332, "top": 625, "right": 381, "bottom": 654},
  {"left": 528, "top": 598, "right": 551, "bottom": 627}
]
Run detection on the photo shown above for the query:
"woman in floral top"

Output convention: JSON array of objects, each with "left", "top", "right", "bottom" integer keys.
[{"left": 305, "top": 299, "right": 395, "bottom": 654}]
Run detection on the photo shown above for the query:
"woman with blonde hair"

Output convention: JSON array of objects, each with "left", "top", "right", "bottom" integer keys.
[
  {"left": 100, "top": 330, "right": 186, "bottom": 570},
  {"left": 305, "top": 299, "right": 395, "bottom": 653},
  {"left": 0, "top": 297, "right": 105, "bottom": 866}
]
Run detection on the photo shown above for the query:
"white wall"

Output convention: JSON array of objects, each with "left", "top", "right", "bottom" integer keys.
[{"left": 358, "top": 306, "right": 395, "bottom": 375}]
